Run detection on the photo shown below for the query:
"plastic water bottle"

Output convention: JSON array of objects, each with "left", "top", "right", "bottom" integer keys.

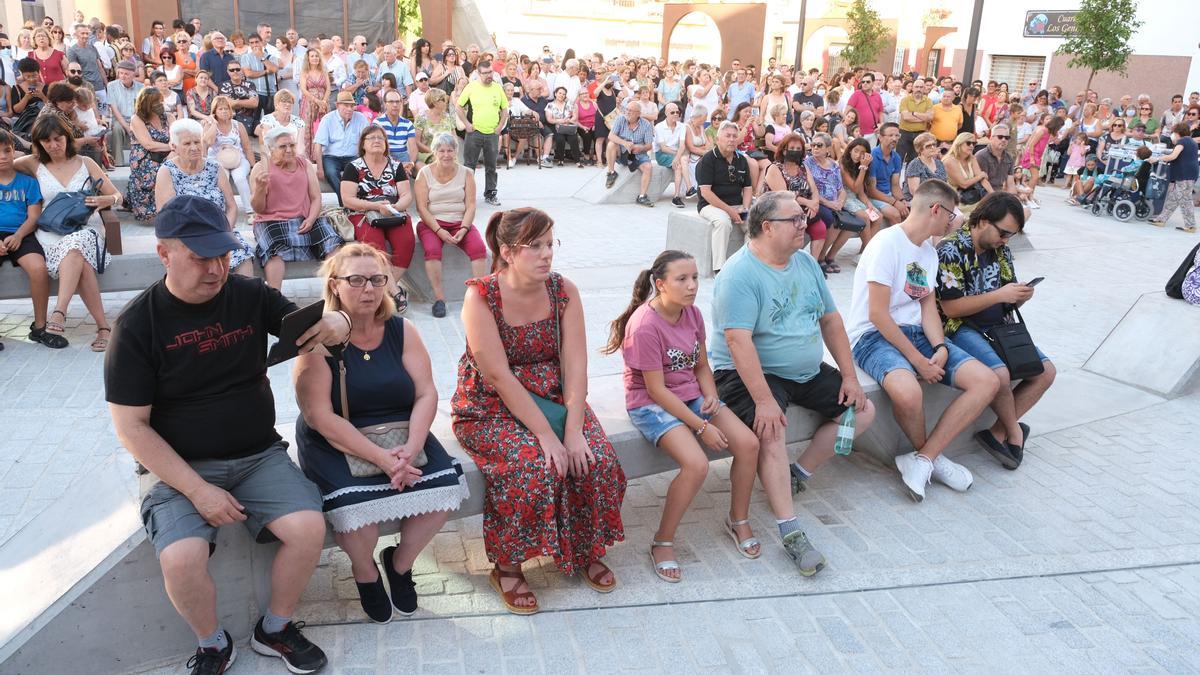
[{"left": 834, "top": 407, "right": 856, "bottom": 456}]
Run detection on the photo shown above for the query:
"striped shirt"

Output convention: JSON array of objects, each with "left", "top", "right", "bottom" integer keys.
[{"left": 374, "top": 114, "right": 416, "bottom": 162}]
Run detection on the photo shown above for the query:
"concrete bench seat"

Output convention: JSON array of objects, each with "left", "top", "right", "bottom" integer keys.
[
  {"left": 13, "top": 361, "right": 1004, "bottom": 671},
  {"left": 664, "top": 210, "right": 745, "bottom": 277},
  {"left": 574, "top": 163, "right": 676, "bottom": 205},
  {"left": 0, "top": 237, "right": 483, "bottom": 303}
]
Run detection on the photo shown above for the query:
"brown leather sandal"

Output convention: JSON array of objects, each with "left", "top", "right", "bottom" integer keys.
[
  {"left": 582, "top": 559, "right": 617, "bottom": 593},
  {"left": 489, "top": 565, "right": 539, "bottom": 615}
]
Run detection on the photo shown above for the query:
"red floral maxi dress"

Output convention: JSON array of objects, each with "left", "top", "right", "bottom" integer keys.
[{"left": 451, "top": 272, "right": 626, "bottom": 575}]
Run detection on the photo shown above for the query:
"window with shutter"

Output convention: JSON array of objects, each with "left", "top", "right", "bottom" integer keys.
[{"left": 988, "top": 56, "right": 1047, "bottom": 91}]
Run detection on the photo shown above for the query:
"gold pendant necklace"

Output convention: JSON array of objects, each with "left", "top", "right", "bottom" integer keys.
[{"left": 362, "top": 351, "right": 372, "bottom": 361}]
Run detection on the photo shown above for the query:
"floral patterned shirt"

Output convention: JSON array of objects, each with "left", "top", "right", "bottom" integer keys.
[{"left": 935, "top": 223, "right": 1016, "bottom": 334}]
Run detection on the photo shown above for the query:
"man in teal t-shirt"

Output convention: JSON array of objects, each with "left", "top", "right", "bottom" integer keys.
[
  {"left": 0, "top": 128, "right": 65, "bottom": 350},
  {"left": 710, "top": 191, "right": 875, "bottom": 576}
]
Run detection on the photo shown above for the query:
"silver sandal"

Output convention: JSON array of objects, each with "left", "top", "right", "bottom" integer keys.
[
  {"left": 726, "top": 516, "right": 761, "bottom": 559},
  {"left": 649, "top": 541, "right": 681, "bottom": 583}
]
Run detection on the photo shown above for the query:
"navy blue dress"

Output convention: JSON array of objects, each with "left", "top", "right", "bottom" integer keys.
[{"left": 297, "top": 316, "right": 467, "bottom": 532}]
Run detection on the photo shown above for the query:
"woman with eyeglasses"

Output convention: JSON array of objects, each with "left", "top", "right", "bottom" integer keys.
[
  {"left": 944, "top": 132, "right": 989, "bottom": 214},
  {"left": 904, "top": 132, "right": 949, "bottom": 201},
  {"left": 452, "top": 207, "right": 626, "bottom": 615},
  {"left": 341, "top": 124, "right": 415, "bottom": 313},
  {"left": 30, "top": 27, "right": 67, "bottom": 85},
  {"left": 1095, "top": 116, "right": 1128, "bottom": 164},
  {"left": 158, "top": 48, "right": 183, "bottom": 96},
  {"left": 294, "top": 243, "right": 468, "bottom": 624},
  {"left": 173, "top": 33, "right": 197, "bottom": 93}
]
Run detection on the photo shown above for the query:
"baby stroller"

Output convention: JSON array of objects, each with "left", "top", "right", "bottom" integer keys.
[{"left": 1087, "top": 145, "right": 1168, "bottom": 222}]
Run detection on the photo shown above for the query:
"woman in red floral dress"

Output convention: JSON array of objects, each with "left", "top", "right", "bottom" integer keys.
[{"left": 452, "top": 207, "right": 626, "bottom": 615}]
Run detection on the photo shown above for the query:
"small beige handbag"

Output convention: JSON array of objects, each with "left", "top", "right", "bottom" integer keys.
[{"left": 336, "top": 355, "right": 428, "bottom": 478}]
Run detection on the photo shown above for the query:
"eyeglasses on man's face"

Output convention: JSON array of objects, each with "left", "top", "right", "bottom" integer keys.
[
  {"left": 990, "top": 221, "right": 1018, "bottom": 240},
  {"left": 335, "top": 274, "right": 389, "bottom": 288},
  {"left": 766, "top": 215, "right": 807, "bottom": 231}
]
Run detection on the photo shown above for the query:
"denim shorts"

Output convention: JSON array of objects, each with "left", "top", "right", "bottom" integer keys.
[
  {"left": 853, "top": 325, "right": 976, "bottom": 387},
  {"left": 629, "top": 396, "right": 714, "bottom": 445},
  {"left": 951, "top": 324, "right": 1049, "bottom": 371}
]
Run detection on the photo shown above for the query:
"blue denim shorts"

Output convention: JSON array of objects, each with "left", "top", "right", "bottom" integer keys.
[
  {"left": 950, "top": 324, "right": 1049, "bottom": 371},
  {"left": 628, "top": 396, "right": 715, "bottom": 446},
  {"left": 853, "top": 325, "right": 976, "bottom": 387}
]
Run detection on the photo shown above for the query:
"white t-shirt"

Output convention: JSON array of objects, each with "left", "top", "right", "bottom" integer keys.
[
  {"left": 846, "top": 225, "right": 938, "bottom": 347},
  {"left": 653, "top": 120, "right": 685, "bottom": 153}
]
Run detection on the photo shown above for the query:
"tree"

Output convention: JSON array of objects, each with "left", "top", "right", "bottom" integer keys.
[
  {"left": 841, "top": 0, "right": 889, "bottom": 68},
  {"left": 397, "top": 0, "right": 422, "bottom": 41},
  {"left": 1055, "top": 0, "right": 1143, "bottom": 92}
]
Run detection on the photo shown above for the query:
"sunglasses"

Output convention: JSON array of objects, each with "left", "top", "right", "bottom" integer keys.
[
  {"left": 991, "top": 222, "right": 1018, "bottom": 239},
  {"left": 227, "top": 67, "right": 241, "bottom": 72},
  {"left": 68, "top": 69, "right": 82, "bottom": 74},
  {"left": 993, "top": 134, "right": 1010, "bottom": 140}
]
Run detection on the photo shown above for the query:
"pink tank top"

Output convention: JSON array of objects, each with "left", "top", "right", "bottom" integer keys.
[{"left": 255, "top": 160, "right": 311, "bottom": 222}]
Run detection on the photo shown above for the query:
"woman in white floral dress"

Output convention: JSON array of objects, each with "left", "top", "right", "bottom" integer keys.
[{"left": 15, "top": 114, "right": 123, "bottom": 351}]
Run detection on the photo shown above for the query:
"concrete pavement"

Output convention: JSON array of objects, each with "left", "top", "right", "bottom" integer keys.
[{"left": 2, "top": 162, "right": 1199, "bottom": 673}]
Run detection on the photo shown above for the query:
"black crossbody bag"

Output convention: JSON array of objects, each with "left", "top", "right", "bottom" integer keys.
[{"left": 967, "top": 306, "right": 1043, "bottom": 380}]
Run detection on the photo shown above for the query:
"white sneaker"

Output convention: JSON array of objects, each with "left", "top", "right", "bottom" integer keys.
[
  {"left": 931, "top": 454, "right": 973, "bottom": 491},
  {"left": 1028, "top": 200, "right": 1041, "bottom": 209},
  {"left": 895, "top": 451, "right": 931, "bottom": 502}
]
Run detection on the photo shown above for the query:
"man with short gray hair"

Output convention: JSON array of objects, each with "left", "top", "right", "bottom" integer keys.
[
  {"left": 712, "top": 190, "right": 875, "bottom": 576},
  {"left": 105, "top": 60, "right": 143, "bottom": 166},
  {"left": 695, "top": 121, "right": 752, "bottom": 271},
  {"left": 604, "top": 99, "right": 655, "bottom": 206}
]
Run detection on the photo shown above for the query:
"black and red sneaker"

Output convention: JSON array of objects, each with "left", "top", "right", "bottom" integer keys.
[
  {"left": 186, "top": 631, "right": 235, "bottom": 675},
  {"left": 251, "top": 619, "right": 327, "bottom": 674}
]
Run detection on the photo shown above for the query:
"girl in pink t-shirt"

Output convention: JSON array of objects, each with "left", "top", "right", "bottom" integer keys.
[{"left": 601, "top": 250, "right": 760, "bottom": 583}]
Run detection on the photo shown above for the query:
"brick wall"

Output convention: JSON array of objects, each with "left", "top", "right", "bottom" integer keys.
[{"left": 1047, "top": 53, "right": 1192, "bottom": 111}]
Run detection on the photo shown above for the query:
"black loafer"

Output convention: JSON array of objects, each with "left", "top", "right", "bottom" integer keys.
[
  {"left": 975, "top": 429, "right": 1020, "bottom": 470},
  {"left": 379, "top": 545, "right": 418, "bottom": 615}
]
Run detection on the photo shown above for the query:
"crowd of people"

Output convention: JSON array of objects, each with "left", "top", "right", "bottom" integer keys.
[{"left": 2, "top": 10, "right": 1199, "bottom": 675}]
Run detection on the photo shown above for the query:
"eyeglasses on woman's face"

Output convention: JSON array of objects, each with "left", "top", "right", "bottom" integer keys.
[
  {"left": 335, "top": 274, "right": 389, "bottom": 288},
  {"left": 517, "top": 239, "right": 561, "bottom": 254}
]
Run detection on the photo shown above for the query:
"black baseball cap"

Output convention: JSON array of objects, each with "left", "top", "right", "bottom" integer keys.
[{"left": 155, "top": 195, "right": 241, "bottom": 257}]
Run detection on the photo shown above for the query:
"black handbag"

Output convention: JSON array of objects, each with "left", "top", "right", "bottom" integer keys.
[
  {"left": 38, "top": 176, "right": 99, "bottom": 236},
  {"left": 1166, "top": 241, "right": 1200, "bottom": 299},
  {"left": 958, "top": 182, "right": 987, "bottom": 205},
  {"left": 967, "top": 306, "right": 1044, "bottom": 380}
]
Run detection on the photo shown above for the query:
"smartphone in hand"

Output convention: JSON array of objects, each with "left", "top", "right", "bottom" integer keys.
[{"left": 1026, "top": 277, "right": 1045, "bottom": 287}]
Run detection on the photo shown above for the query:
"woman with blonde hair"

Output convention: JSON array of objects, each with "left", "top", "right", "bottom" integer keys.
[
  {"left": 944, "top": 131, "right": 990, "bottom": 214},
  {"left": 203, "top": 95, "right": 255, "bottom": 215},
  {"left": 256, "top": 89, "right": 308, "bottom": 158},
  {"left": 413, "top": 88, "right": 455, "bottom": 167},
  {"left": 14, "top": 29, "right": 34, "bottom": 61},
  {"left": 299, "top": 48, "right": 330, "bottom": 157},
  {"left": 30, "top": 27, "right": 68, "bottom": 85},
  {"left": 295, "top": 242, "right": 467, "bottom": 623}
]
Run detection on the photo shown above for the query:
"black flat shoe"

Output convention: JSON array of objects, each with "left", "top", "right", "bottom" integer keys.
[
  {"left": 356, "top": 572, "right": 393, "bottom": 623},
  {"left": 975, "top": 429, "right": 1020, "bottom": 470},
  {"left": 379, "top": 545, "right": 418, "bottom": 615}
]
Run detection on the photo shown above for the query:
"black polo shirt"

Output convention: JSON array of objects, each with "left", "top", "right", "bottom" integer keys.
[{"left": 696, "top": 148, "right": 751, "bottom": 213}]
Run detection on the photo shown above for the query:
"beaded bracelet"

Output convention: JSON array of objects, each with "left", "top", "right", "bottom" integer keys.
[{"left": 695, "top": 420, "right": 708, "bottom": 437}]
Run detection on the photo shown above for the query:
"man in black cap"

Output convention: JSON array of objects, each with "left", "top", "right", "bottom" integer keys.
[{"left": 105, "top": 196, "right": 348, "bottom": 675}]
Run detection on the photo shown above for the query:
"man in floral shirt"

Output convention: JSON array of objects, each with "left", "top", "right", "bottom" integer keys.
[{"left": 935, "top": 191, "right": 1056, "bottom": 471}]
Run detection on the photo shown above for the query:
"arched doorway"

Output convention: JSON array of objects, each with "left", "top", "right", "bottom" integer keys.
[
  {"left": 805, "top": 25, "right": 850, "bottom": 75},
  {"left": 666, "top": 11, "right": 722, "bottom": 67}
]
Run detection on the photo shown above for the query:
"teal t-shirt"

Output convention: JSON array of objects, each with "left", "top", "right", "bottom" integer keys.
[
  {"left": 710, "top": 246, "right": 837, "bottom": 382},
  {"left": 0, "top": 172, "right": 41, "bottom": 234}
]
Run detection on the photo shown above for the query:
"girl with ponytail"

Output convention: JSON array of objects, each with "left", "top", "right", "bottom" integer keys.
[
  {"left": 605, "top": 250, "right": 761, "bottom": 583},
  {"left": 452, "top": 207, "right": 626, "bottom": 614}
]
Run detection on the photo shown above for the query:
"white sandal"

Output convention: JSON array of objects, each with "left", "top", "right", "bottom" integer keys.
[
  {"left": 649, "top": 541, "right": 681, "bottom": 583},
  {"left": 726, "top": 516, "right": 761, "bottom": 559}
]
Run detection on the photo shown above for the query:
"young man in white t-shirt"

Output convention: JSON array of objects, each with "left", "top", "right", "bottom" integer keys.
[{"left": 845, "top": 179, "right": 999, "bottom": 502}]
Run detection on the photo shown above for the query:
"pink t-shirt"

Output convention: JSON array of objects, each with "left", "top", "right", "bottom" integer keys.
[{"left": 621, "top": 302, "right": 706, "bottom": 410}]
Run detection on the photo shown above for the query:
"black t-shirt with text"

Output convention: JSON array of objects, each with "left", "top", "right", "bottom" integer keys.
[{"left": 104, "top": 275, "right": 298, "bottom": 462}]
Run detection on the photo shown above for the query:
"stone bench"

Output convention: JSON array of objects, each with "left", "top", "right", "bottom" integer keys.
[
  {"left": 12, "top": 362, "right": 1005, "bottom": 672},
  {"left": 0, "top": 238, "right": 483, "bottom": 303},
  {"left": 574, "top": 163, "right": 676, "bottom": 205},
  {"left": 664, "top": 210, "right": 745, "bottom": 277},
  {"left": 1083, "top": 290, "right": 1200, "bottom": 397}
]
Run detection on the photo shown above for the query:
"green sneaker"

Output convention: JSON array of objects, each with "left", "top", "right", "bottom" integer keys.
[{"left": 782, "top": 530, "right": 826, "bottom": 577}]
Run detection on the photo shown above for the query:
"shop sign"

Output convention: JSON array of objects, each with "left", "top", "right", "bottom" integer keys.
[{"left": 1024, "top": 11, "right": 1079, "bottom": 38}]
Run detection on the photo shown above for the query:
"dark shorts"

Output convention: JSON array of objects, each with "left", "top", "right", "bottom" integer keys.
[
  {"left": 0, "top": 234, "right": 45, "bottom": 267},
  {"left": 139, "top": 442, "right": 323, "bottom": 557},
  {"left": 715, "top": 363, "right": 848, "bottom": 429}
]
